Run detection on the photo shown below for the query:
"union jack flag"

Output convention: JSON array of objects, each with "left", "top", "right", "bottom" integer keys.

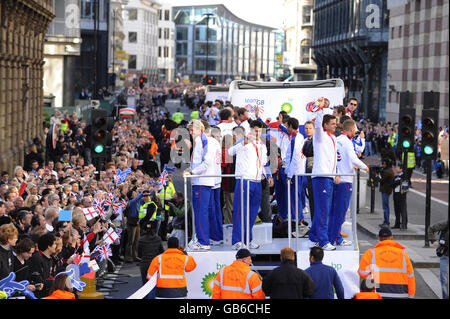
[
  {"left": 93, "top": 244, "right": 112, "bottom": 262},
  {"left": 93, "top": 198, "right": 107, "bottom": 218},
  {"left": 113, "top": 229, "right": 122, "bottom": 244},
  {"left": 104, "top": 193, "right": 116, "bottom": 207},
  {"left": 159, "top": 170, "right": 169, "bottom": 187}
]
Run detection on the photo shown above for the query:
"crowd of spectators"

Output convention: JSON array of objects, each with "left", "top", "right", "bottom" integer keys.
[{"left": 0, "top": 82, "right": 207, "bottom": 299}]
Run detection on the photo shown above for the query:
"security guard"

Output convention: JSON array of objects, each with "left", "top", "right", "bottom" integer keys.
[
  {"left": 158, "top": 176, "right": 176, "bottom": 240},
  {"left": 212, "top": 248, "right": 265, "bottom": 299},
  {"left": 172, "top": 108, "right": 184, "bottom": 124},
  {"left": 401, "top": 151, "right": 416, "bottom": 186},
  {"left": 190, "top": 108, "right": 200, "bottom": 120},
  {"left": 146, "top": 237, "right": 197, "bottom": 299},
  {"left": 358, "top": 228, "right": 415, "bottom": 299},
  {"left": 138, "top": 191, "right": 161, "bottom": 234}
]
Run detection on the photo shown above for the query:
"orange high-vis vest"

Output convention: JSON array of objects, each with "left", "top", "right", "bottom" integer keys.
[
  {"left": 149, "top": 142, "right": 158, "bottom": 160},
  {"left": 358, "top": 240, "right": 415, "bottom": 299},
  {"left": 44, "top": 290, "right": 76, "bottom": 299},
  {"left": 212, "top": 260, "right": 265, "bottom": 299},
  {"left": 146, "top": 248, "right": 197, "bottom": 298},
  {"left": 354, "top": 292, "right": 383, "bottom": 299}
]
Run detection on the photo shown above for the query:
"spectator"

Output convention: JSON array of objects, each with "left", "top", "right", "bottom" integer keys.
[
  {"left": 0, "top": 223, "right": 19, "bottom": 280},
  {"left": 378, "top": 158, "right": 395, "bottom": 228},
  {"left": 30, "top": 232, "right": 57, "bottom": 298},
  {"left": 305, "top": 246, "right": 345, "bottom": 299},
  {"left": 262, "top": 247, "right": 315, "bottom": 299},
  {"left": 13, "top": 237, "right": 42, "bottom": 295},
  {"left": 44, "top": 273, "right": 76, "bottom": 299},
  {"left": 137, "top": 220, "right": 164, "bottom": 299},
  {"left": 44, "top": 206, "right": 59, "bottom": 232},
  {"left": 428, "top": 220, "right": 449, "bottom": 299},
  {"left": 167, "top": 192, "right": 192, "bottom": 248}
]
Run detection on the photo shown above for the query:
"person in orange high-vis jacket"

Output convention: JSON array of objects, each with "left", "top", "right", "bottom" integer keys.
[
  {"left": 146, "top": 237, "right": 196, "bottom": 299},
  {"left": 149, "top": 136, "right": 158, "bottom": 160},
  {"left": 352, "top": 278, "right": 382, "bottom": 299},
  {"left": 44, "top": 273, "right": 76, "bottom": 299},
  {"left": 212, "top": 249, "right": 265, "bottom": 299},
  {"left": 358, "top": 228, "right": 415, "bottom": 299}
]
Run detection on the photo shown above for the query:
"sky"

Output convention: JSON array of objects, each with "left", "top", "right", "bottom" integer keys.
[{"left": 164, "top": 0, "right": 285, "bottom": 29}]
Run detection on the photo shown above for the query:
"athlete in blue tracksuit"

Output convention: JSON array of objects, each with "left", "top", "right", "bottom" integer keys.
[
  {"left": 228, "top": 121, "right": 272, "bottom": 249},
  {"left": 309, "top": 105, "right": 338, "bottom": 251},
  {"left": 328, "top": 120, "right": 368, "bottom": 246},
  {"left": 184, "top": 120, "right": 221, "bottom": 250}
]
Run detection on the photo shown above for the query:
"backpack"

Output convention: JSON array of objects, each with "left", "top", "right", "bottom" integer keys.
[{"left": 272, "top": 215, "right": 289, "bottom": 238}]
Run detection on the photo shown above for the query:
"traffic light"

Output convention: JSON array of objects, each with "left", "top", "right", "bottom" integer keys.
[
  {"left": 398, "top": 92, "right": 415, "bottom": 151},
  {"left": 90, "top": 109, "right": 108, "bottom": 158},
  {"left": 142, "top": 74, "right": 148, "bottom": 83},
  {"left": 202, "top": 74, "right": 207, "bottom": 85},
  {"left": 421, "top": 91, "right": 440, "bottom": 160},
  {"left": 139, "top": 76, "right": 144, "bottom": 89}
]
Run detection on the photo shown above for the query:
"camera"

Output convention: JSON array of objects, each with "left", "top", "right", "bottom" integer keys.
[{"left": 436, "top": 239, "right": 448, "bottom": 257}]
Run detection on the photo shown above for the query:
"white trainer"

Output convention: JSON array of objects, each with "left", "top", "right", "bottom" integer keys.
[
  {"left": 233, "top": 242, "right": 245, "bottom": 250},
  {"left": 190, "top": 242, "right": 211, "bottom": 250},
  {"left": 322, "top": 243, "right": 336, "bottom": 251},
  {"left": 210, "top": 240, "right": 224, "bottom": 246},
  {"left": 308, "top": 240, "right": 319, "bottom": 248},
  {"left": 337, "top": 239, "right": 352, "bottom": 246},
  {"left": 248, "top": 242, "right": 260, "bottom": 249}
]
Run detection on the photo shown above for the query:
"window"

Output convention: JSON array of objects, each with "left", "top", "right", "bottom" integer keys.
[
  {"left": 176, "top": 28, "right": 188, "bottom": 40},
  {"left": 128, "top": 55, "right": 137, "bottom": 69},
  {"left": 303, "top": 5, "right": 312, "bottom": 24},
  {"left": 164, "top": 28, "right": 170, "bottom": 39},
  {"left": 128, "top": 9, "right": 137, "bottom": 20},
  {"left": 176, "top": 42, "right": 188, "bottom": 55},
  {"left": 164, "top": 47, "right": 169, "bottom": 58},
  {"left": 158, "top": 9, "right": 162, "bottom": 20},
  {"left": 128, "top": 32, "right": 137, "bottom": 43},
  {"left": 158, "top": 28, "right": 162, "bottom": 39},
  {"left": 81, "top": 1, "right": 94, "bottom": 19},
  {"left": 165, "top": 10, "right": 170, "bottom": 21},
  {"left": 158, "top": 47, "right": 162, "bottom": 57}
]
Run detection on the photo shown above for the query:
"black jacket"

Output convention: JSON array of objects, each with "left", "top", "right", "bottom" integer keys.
[
  {"left": 0, "top": 245, "right": 13, "bottom": 281},
  {"left": 262, "top": 259, "right": 315, "bottom": 299},
  {"left": 138, "top": 234, "right": 164, "bottom": 268},
  {"left": 30, "top": 251, "right": 55, "bottom": 298}
]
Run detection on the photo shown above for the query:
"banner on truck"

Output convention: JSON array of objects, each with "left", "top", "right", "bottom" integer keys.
[{"left": 230, "top": 87, "right": 345, "bottom": 126}]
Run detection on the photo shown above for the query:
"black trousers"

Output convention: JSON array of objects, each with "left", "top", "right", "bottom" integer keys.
[
  {"left": 306, "top": 176, "right": 315, "bottom": 221},
  {"left": 393, "top": 192, "right": 407, "bottom": 228}
]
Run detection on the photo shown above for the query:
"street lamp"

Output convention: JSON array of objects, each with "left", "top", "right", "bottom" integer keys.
[{"left": 203, "top": 13, "right": 213, "bottom": 80}]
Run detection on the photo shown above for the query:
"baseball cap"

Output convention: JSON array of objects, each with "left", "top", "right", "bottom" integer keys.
[
  {"left": 236, "top": 248, "right": 255, "bottom": 259},
  {"left": 142, "top": 190, "right": 152, "bottom": 196},
  {"left": 378, "top": 228, "right": 392, "bottom": 238}
]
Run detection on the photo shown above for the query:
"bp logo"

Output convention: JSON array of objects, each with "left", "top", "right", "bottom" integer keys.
[
  {"left": 281, "top": 102, "right": 293, "bottom": 114},
  {"left": 201, "top": 272, "right": 217, "bottom": 297}
]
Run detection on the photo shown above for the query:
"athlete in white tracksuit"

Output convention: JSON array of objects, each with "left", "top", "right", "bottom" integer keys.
[
  {"left": 308, "top": 107, "right": 338, "bottom": 250},
  {"left": 328, "top": 121, "right": 369, "bottom": 246}
]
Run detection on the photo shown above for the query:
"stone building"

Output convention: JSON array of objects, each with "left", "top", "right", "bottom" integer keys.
[
  {"left": 385, "top": 0, "right": 449, "bottom": 125},
  {"left": 0, "top": 0, "right": 54, "bottom": 174}
]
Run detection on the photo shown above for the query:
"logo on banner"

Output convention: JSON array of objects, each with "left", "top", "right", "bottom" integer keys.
[
  {"left": 281, "top": 102, "right": 293, "bottom": 114},
  {"left": 244, "top": 98, "right": 265, "bottom": 114},
  {"left": 201, "top": 272, "right": 217, "bottom": 297}
]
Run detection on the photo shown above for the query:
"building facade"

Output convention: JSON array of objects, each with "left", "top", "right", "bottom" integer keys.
[
  {"left": 157, "top": 3, "right": 175, "bottom": 82},
  {"left": 44, "top": 0, "right": 82, "bottom": 108},
  {"left": 283, "top": 0, "right": 316, "bottom": 81},
  {"left": 108, "top": 0, "right": 129, "bottom": 90},
  {"left": 123, "top": 0, "right": 160, "bottom": 83},
  {"left": 386, "top": 0, "right": 449, "bottom": 125},
  {"left": 173, "top": 4, "right": 276, "bottom": 83},
  {"left": 74, "top": 0, "right": 110, "bottom": 99},
  {"left": 0, "top": 0, "right": 54, "bottom": 174},
  {"left": 313, "top": 0, "right": 389, "bottom": 122}
]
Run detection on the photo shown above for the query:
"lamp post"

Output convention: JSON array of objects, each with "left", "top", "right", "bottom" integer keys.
[{"left": 203, "top": 13, "right": 213, "bottom": 80}]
